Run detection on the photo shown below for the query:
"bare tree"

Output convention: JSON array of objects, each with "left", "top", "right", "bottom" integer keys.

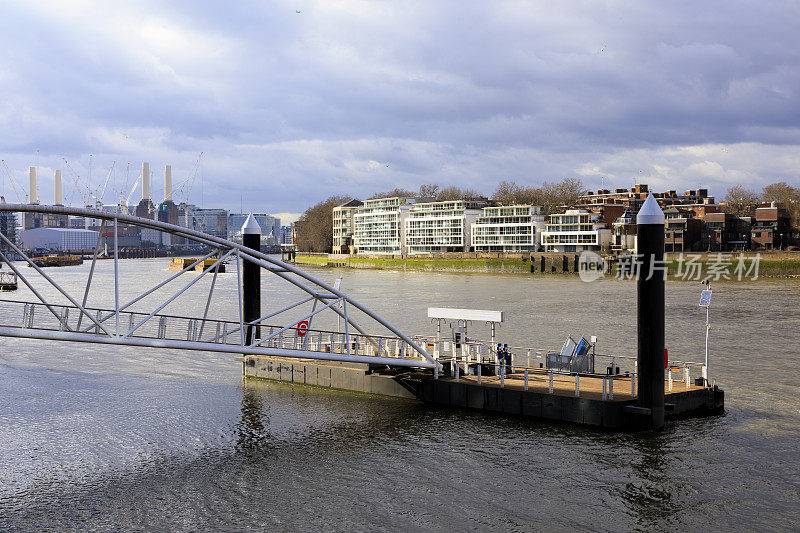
[
  {"left": 492, "top": 181, "right": 521, "bottom": 205},
  {"left": 295, "top": 195, "right": 352, "bottom": 252},
  {"left": 514, "top": 185, "right": 544, "bottom": 206},
  {"left": 368, "top": 188, "right": 416, "bottom": 200},
  {"left": 762, "top": 182, "right": 800, "bottom": 230},
  {"left": 436, "top": 186, "right": 481, "bottom": 201},
  {"left": 418, "top": 183, "right": 440, "bottom": 198},
  {"left": 723, "top": 185, "right": 760, "bottom": 217},
  {"left": 492, "top": 178, "right": 584, "bottom": 211},
  {"left": 545, "top": 178, "right": 586, "bottom": 211}
]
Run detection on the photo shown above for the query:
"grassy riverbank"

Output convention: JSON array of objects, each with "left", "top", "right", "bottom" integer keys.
[{"left": 293, "top": 251, "right": 800, "bottom": 279}]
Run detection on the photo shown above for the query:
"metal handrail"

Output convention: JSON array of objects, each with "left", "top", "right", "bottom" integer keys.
[{"left": 0, "top": 298, "right": 426, "bottom": 361}]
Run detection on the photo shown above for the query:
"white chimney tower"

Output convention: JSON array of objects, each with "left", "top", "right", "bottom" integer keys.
[
  {"left": 29, "top": 166, "right": 38, "bottom": 204},
  {"left": 164, "top": 165, "right": 172, "bottom": 202},
  {"left": 54, "top": 169, "right": 62, "bottom": 205},
  {"left": 142, "top": 162, "right": 150, "bottom": 201}
]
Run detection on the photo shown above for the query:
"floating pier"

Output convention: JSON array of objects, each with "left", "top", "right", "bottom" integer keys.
[
  {"left": 240, "top": 194, "right": 724, "bottom": 431},
  {"left": 240, "top": 355, "right": 723, "bottom": 430}
]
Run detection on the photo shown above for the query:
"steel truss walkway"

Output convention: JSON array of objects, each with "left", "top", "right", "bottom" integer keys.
[{"left": 0, "top": 204, "right": 438, "bottom": 370}]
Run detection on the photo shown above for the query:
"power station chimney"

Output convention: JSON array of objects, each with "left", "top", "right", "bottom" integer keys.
[
  {"left": 54, "top": 169, "right": 63, "bottom": 205},
  {"left": 142, "top": 162, "right": 151, "bottom": 201},
  {"left": 29, "top": 166, "right": 38, "bottom": 204},
  {"left": 164, "top": 165, "right": 172, "bottom": 202}
]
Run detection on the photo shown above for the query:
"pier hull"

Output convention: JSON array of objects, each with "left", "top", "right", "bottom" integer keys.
[
  {"left": 241, "top": 355, "right": 419, "bottom": 399},
  {"left": 241, "top": 355, "right": 724, "bottom": 430}
]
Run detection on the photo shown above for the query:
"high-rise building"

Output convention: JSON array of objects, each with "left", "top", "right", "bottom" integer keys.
[{"left": 178, "top": 204, "right": 228, "bottom": 241}]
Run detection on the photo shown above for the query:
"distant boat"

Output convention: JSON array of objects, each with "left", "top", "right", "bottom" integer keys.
[
  {"left": 27, "top": 255, "right": 83, "bottom": 268},
  {"left": 169, "top": 257, "right": 226, "bottom": 273}
]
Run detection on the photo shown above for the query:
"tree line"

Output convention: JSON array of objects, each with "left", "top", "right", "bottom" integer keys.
[{"left": 295, "top": 178, "right": 587, "bottom": 252}]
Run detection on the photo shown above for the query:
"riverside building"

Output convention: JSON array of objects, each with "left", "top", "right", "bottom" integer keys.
[
  {"left": 405, "top": 199, "right": 487, "bottom": 254},
  {"left": 0, "top": 205, "right": 17, "bottom": 252},
  {"left": 177, "top": 204, "right": 228, "bottom": 241},
  {"left": 332, "top": 199, "right": 363, "bottom": 253},
  {"left": 20, "top": 227, "right": 98, "bottom": 252},
  {"left": 471, "top": 205, "right": 546, "bottom": 253},
  {"left": 353, "top": 197, "right": 416, "bottom": 254},
  {"left": 541, "top": 209, "right": 611, "bottom": 252},
  {"left": 752, "top": 202, "right": 791, "bottom": 250}
]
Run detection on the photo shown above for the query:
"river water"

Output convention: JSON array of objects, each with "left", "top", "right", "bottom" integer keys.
[{"left": 1, "top": 259, "right": 798, "bottom": 531}]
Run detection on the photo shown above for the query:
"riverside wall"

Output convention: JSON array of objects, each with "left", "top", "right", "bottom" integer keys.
[{"left": 292, "top": 251, "right": 800, "bottom": 278}]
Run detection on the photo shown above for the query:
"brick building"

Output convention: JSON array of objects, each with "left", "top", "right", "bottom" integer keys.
[
  {"left": 663, "top": 206, "right": 703, "bottom": 252},
  {"left": 751, "top": 202, "right": 791, "bottom": 250}
]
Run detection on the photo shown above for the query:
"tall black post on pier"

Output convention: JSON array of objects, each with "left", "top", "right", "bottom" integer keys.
[
  {"left": 242, "top": 214, "right": 261, "bottom": 345},
  {"left": 636, "top": 193, "right": 665, "bottom": 430}
]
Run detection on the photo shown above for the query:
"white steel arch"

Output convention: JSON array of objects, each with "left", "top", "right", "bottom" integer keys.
[{"left": 0, "top": 204, "right": 439, "bottom": 370}]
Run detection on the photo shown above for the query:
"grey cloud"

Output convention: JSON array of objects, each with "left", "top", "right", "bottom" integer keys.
[{"left": 1, "top": 1, "right": 799, "bottom": 213}]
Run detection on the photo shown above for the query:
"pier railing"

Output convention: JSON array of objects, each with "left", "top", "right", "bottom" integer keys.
[
  {"left": 0, "top": 298, "right": 431, "bottom": 366},
  {"left": 412, "top": 335, "right": 707, "bottom": 398}
]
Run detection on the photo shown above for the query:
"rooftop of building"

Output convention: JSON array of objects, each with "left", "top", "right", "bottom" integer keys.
[
  {"left": 334, "top": 199, "right": 364, "bottom": 209},
  {"left": 22, "top": 227, "right": 98, "bottom": 234}
]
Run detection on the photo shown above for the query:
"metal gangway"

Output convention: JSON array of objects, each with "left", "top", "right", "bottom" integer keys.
[{"left": 0, "top": 204, "right": 439, "bottom": 370}]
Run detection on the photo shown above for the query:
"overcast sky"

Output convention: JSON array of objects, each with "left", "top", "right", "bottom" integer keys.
[{"left": 1, "top": 1, "right": 799, "bottom": 221}]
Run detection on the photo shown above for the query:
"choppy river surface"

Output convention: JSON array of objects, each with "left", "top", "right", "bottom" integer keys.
[{"left": 1, "top": 259, "right": 799, "bottom": 531}]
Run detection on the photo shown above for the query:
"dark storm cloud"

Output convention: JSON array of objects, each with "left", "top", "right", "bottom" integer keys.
[{"left": 1, "top": 1, "right": 799, "bottom": 213}]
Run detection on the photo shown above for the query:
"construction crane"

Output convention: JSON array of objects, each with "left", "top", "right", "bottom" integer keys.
[
  {"left": 0, "top": 160, "right": 25, "bottom": 203},
  {"left": 125, "top": 174, "right": 142, "bottom": 208},
  {"left": 96, "top": 160, "right": 116, "bottom": 205},
  {"left": 172, "top": 152, "right": 203, "bottom": 205},
  {"left": 115, "top": 162, "right": 131, "bottom": 208},
  {"left": 62, "top": 157, "right": 93, "bottom": 206}
]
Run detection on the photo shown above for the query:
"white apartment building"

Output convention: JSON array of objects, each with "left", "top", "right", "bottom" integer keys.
[
  {"left": 404, "top": 200, "right": 486, "bottom": 254},
  {"left": 353, "top": 197, "right": 416, "bottom": 254},
  {"left": 332, "top": 199, "right": 363, "bottom": 253},
  {"left": 541, "top": 209, "right": 611, "bottom": 252},
  {"left": 471, "top": 205, "right": 546, "bottom": 253}
]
